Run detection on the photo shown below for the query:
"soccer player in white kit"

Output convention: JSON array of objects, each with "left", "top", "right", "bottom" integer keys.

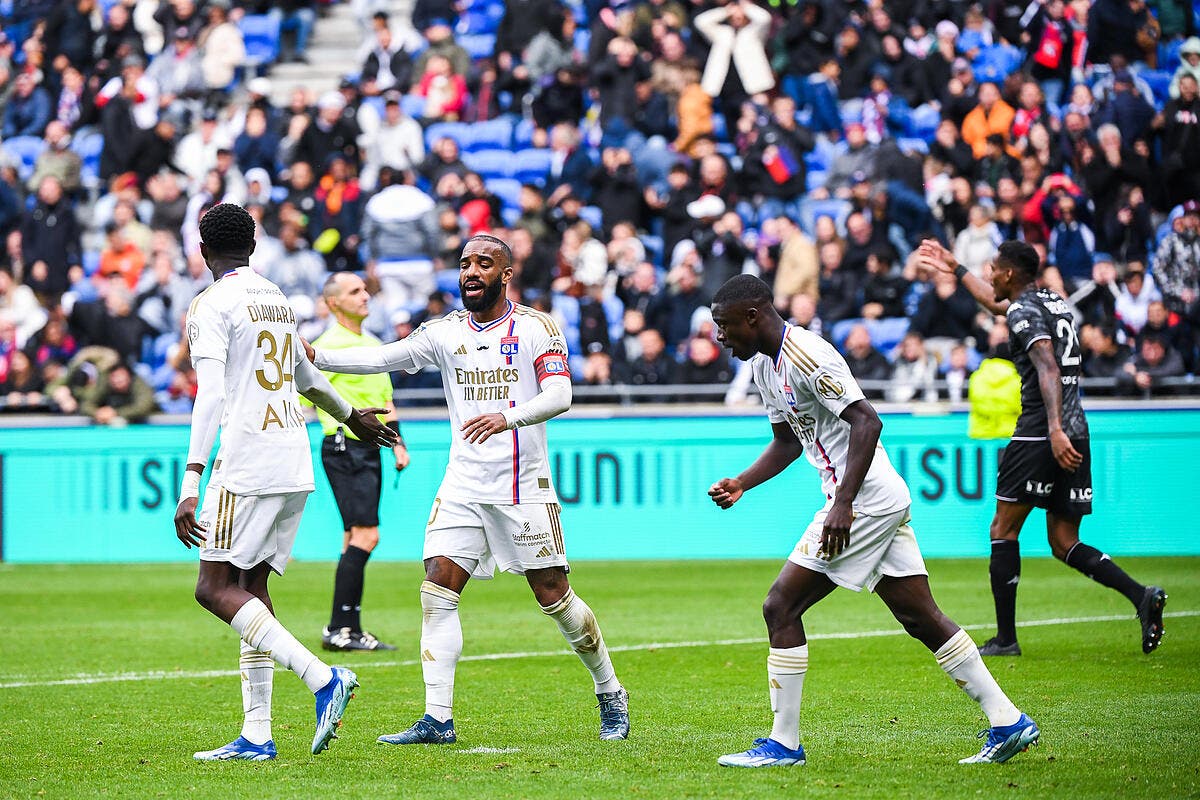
[
  {"left": 305, "top": 234, "right": 630, "bottom": 744},
  {"left": 173, "top": 204, "right": 399, "bottom": 760},
  {"left": 706, "top": 275, "right": 1039, "bottom": 767}
]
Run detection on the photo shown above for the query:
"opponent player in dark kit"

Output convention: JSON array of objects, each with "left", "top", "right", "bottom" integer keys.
[{"left": 919, "top": 239, "right": 1166, "bottom": 656}]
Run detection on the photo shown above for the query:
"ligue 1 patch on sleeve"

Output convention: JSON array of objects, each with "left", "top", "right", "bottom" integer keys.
[
  {"left": 501, "top": 336, "right": 519, "bottom": 356},
  {"left": 535, "top": 352, "right": 569, "bottom": 382}
]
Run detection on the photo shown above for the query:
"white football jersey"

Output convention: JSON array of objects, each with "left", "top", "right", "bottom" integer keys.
[
  {"left": 187, "top": 267, "right": 314, "bottom": 495},
  {"left": 752, "top": 324, "right": 910, "bottom": 515},
  {"left": 315, "top": 300, "right": 570, "bottom": 504}
]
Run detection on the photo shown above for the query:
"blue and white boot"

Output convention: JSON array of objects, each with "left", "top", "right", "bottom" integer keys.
[
  {"left": 718, "top": 738, "right": 806, "bottom": 767},
  {"left": 312, "top": 666, "right": 359, "bottom": 755},
  {"left": 959, "top": 713, "right": 1040, "bottom": 764},
  {"left": 193, "top": 736, "right": 277, "bottom": 761}
]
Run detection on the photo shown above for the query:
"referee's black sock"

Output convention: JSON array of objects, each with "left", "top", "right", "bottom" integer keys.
[
  {"left": 1064, "top": 542, "right": 1145, "bottom": 608},
  {"left": 330, "top": 546, "right": 371, "bottom": 631},
  {"left": 989, "top": 540, "right": 1021, "bottom": 645}
]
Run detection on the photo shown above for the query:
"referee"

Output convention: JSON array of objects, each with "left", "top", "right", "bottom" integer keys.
[{"left": 313, "top": 273, "right": 410, "bottom": 651}]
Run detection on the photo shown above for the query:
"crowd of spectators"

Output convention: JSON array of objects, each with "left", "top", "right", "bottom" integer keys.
[{"left": 0, "top": 0, "right": 1198, "bottom": 422}]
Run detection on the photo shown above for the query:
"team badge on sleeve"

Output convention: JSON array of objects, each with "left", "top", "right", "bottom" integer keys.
[
  {"left": 187, "top": 320, "right": 200, "bottom": 345},
  {"left": 535, "top": 352, "right": 570, "bottom": 383},
  {"left": 783, "top": 384, "right": 796, "bottom": 406},
  {"left": 815, "top": 373, "right": 845, "bottom": 401},
  {"left": 501, "top": 336, "right": 519, "bottom": 356}
]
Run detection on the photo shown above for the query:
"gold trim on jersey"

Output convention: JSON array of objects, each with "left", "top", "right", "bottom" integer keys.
[
  {"left": 513, "top": 306, "right": 564, "bottom": 340},
  {"left": 782, "top": 340, "right": 819, "bottom": 377}
]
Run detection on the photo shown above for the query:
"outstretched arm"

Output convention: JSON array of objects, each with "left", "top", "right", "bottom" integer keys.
[
  {"left": 1028, "top": 339, "right": 1084, "bottom": 472},
  {"left": 295, "top": 356, "right": 400, "bottom": 449},
  {"left": 308, "top": 338, "right": 422, "bottom": 374},
  {"left": 708, "top": 421, "right": 804, "bottom": 508},
  {"left": 918, "top": 239, "right": 1010, "bottom": 315}
]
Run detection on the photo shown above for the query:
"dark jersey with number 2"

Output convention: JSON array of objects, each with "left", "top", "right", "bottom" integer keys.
[{"left": 1005, "top": 286, "right": 1089, "bottom": 439}]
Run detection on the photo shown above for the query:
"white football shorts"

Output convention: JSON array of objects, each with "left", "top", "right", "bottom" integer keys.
[
  {"left": 198, "top": 485, "right": 308, "bottom": 575},
  {"left": 787, "top": 506, "right": 927, "bottom": 592},
  {"left": 424, "top": 497, "right": 568, "bottom": 579}
]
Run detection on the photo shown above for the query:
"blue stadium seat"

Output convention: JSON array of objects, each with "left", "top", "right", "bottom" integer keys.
[
  {"left": 511, "top": 148, "right": 552, "bottom": 184},
  {"left": 573, "top": 28, "right": 590, "bottom": 54},
  {"left": 485, "top": 177, "right": 523, "bottom": 209},
  {"left": 239, "top": 15, "right": 281, "bottom": 68},
  {"left": 711, "top": 112, "right": 728, "bottom": 141},
  {"left": 513, "top": 117, "right": 536, "bottom": 149},
  {"left": 1139, "top": 69, "right": 1173, "bottom": 106},
  {"left": 459, "top": 33, "right": 496, "bottom": 61},
  {"left": 906, "top": 103, "right": 941, "bottom": 140},
  {"left": 467, "top": 116, "right": 513, "bottom": 151},
  {"left": 1159, "top": 39, "right": 1184, "bottom": 74},
  {"left": 972, "top": 45, "right": 1023, "bottom": 83},
  {"left": 401, "top": 93, "right": 425, "bottom": 119},
  {"left": 830, "top": 317, "right": 910, "bottom": 352},
  {"left": 462, "top": 148, "right": 512, "bottom": 178},
  {"left": 435, "top": 268, "right": 461, "bottom": 298},
  {"left": 3, "top": 135, "right": 44, "bottom": 180},
  {"left": 424, "top": 121, "right": 473, "bottom": 151},
  {"left": 457, "top": 9, "right": 498, "bottom": 34},
  {"left": 799, "top": 198, "right": 851, "bottom": 237},
  {"left": 640, "top": 233, "right": 664, "bottom": 267},
  {"left": 579, "top": 205, "right": 603, "bottom": 230}
]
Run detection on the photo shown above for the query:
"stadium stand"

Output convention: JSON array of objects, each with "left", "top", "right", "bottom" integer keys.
[{"left": 0, "top": 0, "right": 1198, "bottom": 419}]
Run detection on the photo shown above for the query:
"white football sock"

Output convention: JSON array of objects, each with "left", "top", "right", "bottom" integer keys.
[
  {"left": 239, "top": 639, "right": 274, "bottom": 745},
  {"left": 420, "top": 581, "right": 462, "bottom": 723},
  {"left": 935, "top": 628, "right": 1022, "bottom": 727},
  {"left": 230, "top": 597, "right": 333, "bottom": 694},
  {"left": 541, "top": 589, "right": 621, "bottom": 695},
  {"left": 767, "top": 645, "right": 807, "bottom": 750}
]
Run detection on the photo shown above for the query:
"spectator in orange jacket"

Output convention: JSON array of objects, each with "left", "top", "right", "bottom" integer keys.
[{"left": 961, "top": 82, "right": 1016, "bottom": 158}]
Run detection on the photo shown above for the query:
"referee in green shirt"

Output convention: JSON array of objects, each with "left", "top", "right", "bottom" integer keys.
[{"left": 312, "top": 273, "right": 410, "bottom": 651}]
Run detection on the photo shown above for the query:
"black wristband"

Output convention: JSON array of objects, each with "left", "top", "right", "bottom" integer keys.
[
  {"left": 386, "top": 420, "right": 405, "bottom": 448},
  {"left": 954, "top": 264, "right": 968, "bottom": 280}
]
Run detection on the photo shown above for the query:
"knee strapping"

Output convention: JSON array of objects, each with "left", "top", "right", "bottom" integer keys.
[{"left": 421, "top": 580, "right": 460, "bottom": 611}]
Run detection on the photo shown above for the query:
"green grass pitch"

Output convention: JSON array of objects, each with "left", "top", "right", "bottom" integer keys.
[{"left": 1, "top": 557, "right": 1197, "bottom": 799}]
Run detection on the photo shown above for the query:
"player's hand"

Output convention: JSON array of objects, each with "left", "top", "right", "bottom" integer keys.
[
  {"left": 1049, "top": 430, "right": 1083, "bottom": 472},
  {"left": 174, "top": 497, "right": 206, "bottom": 549},
  {"left": 820, "top": 501, "right": 854, "bottom": 559},
  {"left": 461, "top": 412, "right": 510, "bottom": 444},
  {"left": 708, "top": 477, "right": 744, "bottom": 509},
  {"left": 300, "top": 337, "right": 316, "bottom": 362},
  {"left": 345, "top": 407, "right": 400, "bottom": 449},
  {"left": 394, "top": 444, "right": 410, "bottom": 471},
  {"left": 918, "top": 239, "right": 957, "bottom": 275}
]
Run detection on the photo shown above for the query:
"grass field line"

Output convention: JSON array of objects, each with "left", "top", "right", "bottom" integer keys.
[{"left": 3, "top": 610, "right": 1195, "bottom": 690}]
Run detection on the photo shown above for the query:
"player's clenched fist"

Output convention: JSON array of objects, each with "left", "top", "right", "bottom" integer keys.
[{"left": 708, "top": 478, "right": 744, "bottom": 509}]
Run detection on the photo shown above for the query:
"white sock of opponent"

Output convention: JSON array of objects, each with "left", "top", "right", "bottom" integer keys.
[
  {"left": 767, "top": 645, "right": 807, "bottom": 750},
  {"left": 541, "top": 589, "right": 621, "bottom": 695},
  {"left": 239, "top": 640, "right": 274, "bottom": 745},
  {"left": 420, "top": 581, "right": 462, "bottom": 723},
  {"left": 230, "top": 598, "right": 333, "bottom": 694},
  {"left": 935, "top": 629, "right": 1021, "bottom": 727}
]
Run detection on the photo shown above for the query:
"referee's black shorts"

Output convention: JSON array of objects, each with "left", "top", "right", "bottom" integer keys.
[
  {"left": 995, "top": 437, "right": 1093, "bottom": 516},
  {"left": 321, "top": 434, "right": 383, "bottom": 530}
]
